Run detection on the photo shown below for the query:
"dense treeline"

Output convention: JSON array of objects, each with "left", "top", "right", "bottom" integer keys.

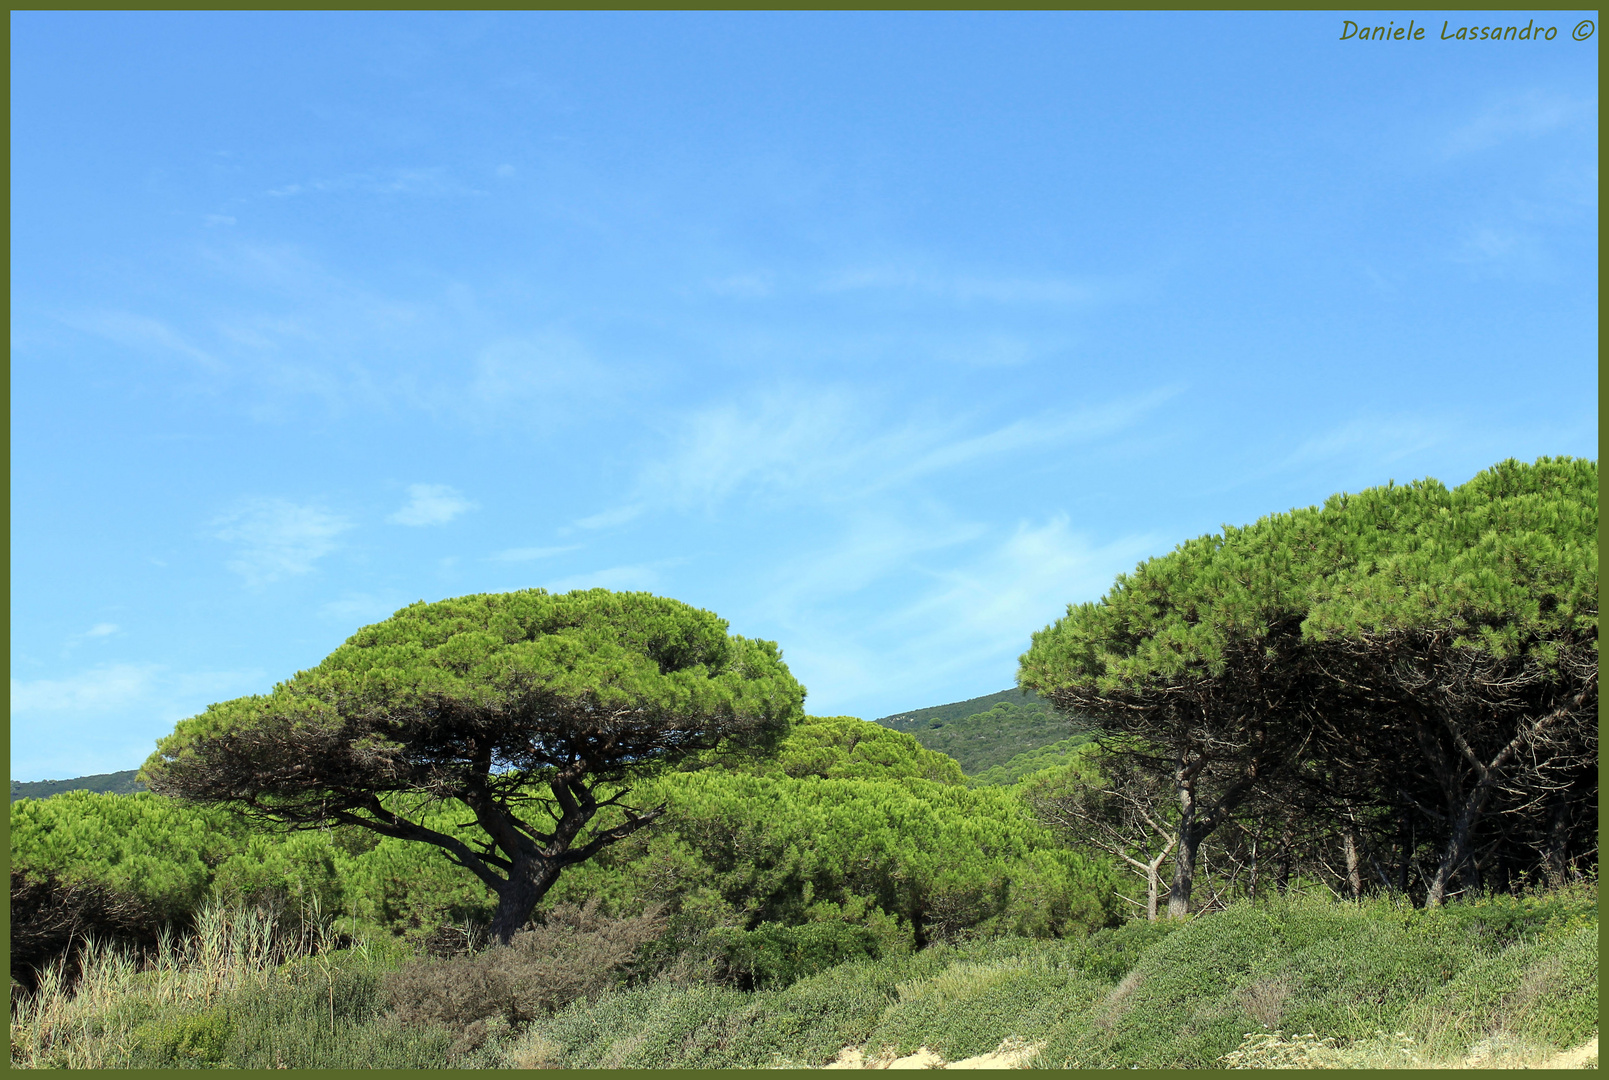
[
  {"left": 10, "top": 713, "right": 1121, "bottom": 988},
  {"left": 1020, "top": 456, "right": 1597, "bottom": 915}
]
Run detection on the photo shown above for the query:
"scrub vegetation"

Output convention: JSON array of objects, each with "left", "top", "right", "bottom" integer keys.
[{"left": 10, "top": 457, "right": 1595, "bottom": 1069}]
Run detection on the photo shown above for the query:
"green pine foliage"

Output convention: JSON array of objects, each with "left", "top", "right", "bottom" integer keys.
[
  {"left": 542, "top": 769, "right": 1124, "bottom": 946},
  {"left": 10, "top": 792, "right": 253, "bottom": 921},
  {"left": 9, "top": 789, "right": 501, "bottom": 946},
  {"left": 728, "top": 714, "right": 966, "bottom": 785},
  {"left": 9, "top": 713, "right": 1116, "bottom": 955}
]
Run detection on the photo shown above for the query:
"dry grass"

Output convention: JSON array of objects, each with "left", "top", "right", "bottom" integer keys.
[{"left": 9, "top": 899, "right": 344, "bottom": 1069}]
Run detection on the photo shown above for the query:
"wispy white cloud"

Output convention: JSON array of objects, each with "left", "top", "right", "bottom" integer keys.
[
  {"left": 574, "top": 505, "right": 645, "bottom": 531},
  {"left": 704, "top": 273, "right": 775, "bottom": 298},
  {"left": 775, "top": 516, "right": 1159, "bottom": 718},
  {"left": 888, "top": 516, "right": 1157, "bottom": 653},
  {"left": 66, "top": 310, "right": 223, "bottom": 371},
  {"left": 462, "top": 334, "right": 626, "bottom": 425},
  {"left": 877, "top": 388, "right": 1183, "bottom": 492},
  {"left": 265, "top": 167, "right": 486, "bottom": 200},
  {"left": 1284, "top": 414, "right": 1453, "bottom": 471},
  {"left": 60, "top": 621, "right": 126, "bottom": 656},
  {"left": 634, "top": 387, "right": 866, "bottom": 512},
  {"left": 213, "top": 497, "right": 352, "bottom": 585},
  {"left": 11, "top": 663, "right": 158, "bottom": 715},
  {"left": 489, "top": 544, "right": 581, "bottom": 562},
  {"left": 1442, "top": 89, "right": 1597, "bottom": 156},
  {"left": 582, "top": 384, "right": 1178, "bottom": 527},
  {"left": 760, "top": 512, "right": 991, "bottom": 618},
  {"left": 10, "top": 663, "right": 267, "bottom": 780},
  {"left": 820, "top": 265, "right": 1106, "bottom": 306},
  {"left": 928, "top": 333, "right": 1053, "bottom": 369},
  {"left": 1448, "top": 224, "right": 1550, "bottom": 277},
  {"left": 387, "top": 483, "right": 477, "bottom": 527}
]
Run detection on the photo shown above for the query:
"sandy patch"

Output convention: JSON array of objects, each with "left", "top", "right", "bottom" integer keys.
[
  {"left": 1541, "top": 1034, "right": 1597, "bottom": 1070},
  {"left": 822, "top": 1037, "right": 1043, "bottom": 1069}
]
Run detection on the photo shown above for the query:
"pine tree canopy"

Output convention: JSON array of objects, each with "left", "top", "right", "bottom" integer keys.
[
  {"left": 1019, "top": 456, "right": 1595, "bottom": 694},
  {"left": 141, "top": 588, "right": 806, "bottom": 941}
]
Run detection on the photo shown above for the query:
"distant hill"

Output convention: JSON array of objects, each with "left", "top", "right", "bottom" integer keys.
[
  {"left": 876, "top": 687, "right": 1046, "bottom": 730},
  {"left": 10, "top": 769, "right": 146, "bottom": 802},
  {"left": 874, "top": 688, "right": 1089, "bottom": 776}
]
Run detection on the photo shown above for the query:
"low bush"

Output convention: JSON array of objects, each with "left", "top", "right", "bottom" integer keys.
[
  {"left": 705, "top": 918, "right": 887, "bottom": 989},
  {"left": 1068, "top": 915, "right": 1183, "bottom": 980},
  {"left": 381, "top": 899, "right": 666, "bottom": 1054},
  {"left": 10, "top": 900, "right": 457, "bottom": 1070}
]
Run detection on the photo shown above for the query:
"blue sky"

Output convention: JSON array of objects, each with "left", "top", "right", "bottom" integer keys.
[{"left": 10, "top": 12, "right": 1598, "bottom": 780}]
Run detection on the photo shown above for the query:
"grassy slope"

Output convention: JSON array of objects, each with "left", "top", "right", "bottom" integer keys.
[{"left": 495, "top": 886, "right": 1597, "bottom": 1069}]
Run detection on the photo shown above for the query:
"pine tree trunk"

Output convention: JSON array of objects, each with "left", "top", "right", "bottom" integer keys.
[
  {"left": 1425, "top": 801, "right": 1478, "bottom": 907},
  {"left": 1546, "top": 795, "right": 1572, "bottom": 887},
  {"left": 488, "top": 857, "right": 562, "bottom": 944},
  {"left": 1341, "top": 825, "right": 1363, "bottom": 900},
  {"left": 1166, "top": 775, "right": 1198, "bottom": 919},
  {"left": 1395, "top": 808, "right": 1412, "bottom": 895}
]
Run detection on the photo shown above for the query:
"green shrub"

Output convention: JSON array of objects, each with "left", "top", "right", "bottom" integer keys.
[
  {"left": 706, "top": 919, "right": 886, "bottom": 989},
  {"left": 130, "top": 1006, "right": 237, "bottom": 1067},
  {"left": 222, "top": 961, "right": 456, "bottom": 1070},
  {"left": 1069, "top": 915, "right": 1183, "bottom": 980},
  {"left": 1417, "top": 921, "right": 1598, "bottom": 1050}
]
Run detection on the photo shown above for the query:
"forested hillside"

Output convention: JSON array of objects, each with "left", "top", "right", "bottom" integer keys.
[
  {"left": 874, "top": 690, "right": 1086, "bottom": 775},
  {"left": 876, "top": 687, "right": 1047, "bottom": 729},
  {"left": 10, "top": 771, "right": 145, "bottom": 802}
]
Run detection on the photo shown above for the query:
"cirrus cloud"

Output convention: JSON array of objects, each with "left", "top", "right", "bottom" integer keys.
[
  {"left": 388, "top": 483, "right": 477, "bottom": 527},
  {"left": 213, "top": 497, "right": 352, "bottom": 585}
]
